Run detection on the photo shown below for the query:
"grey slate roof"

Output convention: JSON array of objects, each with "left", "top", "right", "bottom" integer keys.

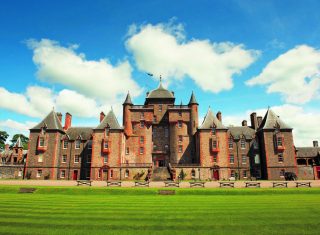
[
  {"left": 95, "top": 110, "right": 122, "bottom": 130},
  {"left": 199, "top": 107, "right": 227, "bottom": 130},
  {"left": 229, "top": 126, "right": 256, "bottom": 139},
  {"left": 123, "top": 92, "right": 133, "bottom": 105},
  {"left": 66, "top": 127, "right": 93, "bottom": 140},
  {"left": 258, "top": 109, "right": 292, "bottom": 130},
  {"left": 31, "top": 110, "right": 64, "bottom": 131},
  {"left": 188, "top": 91, "right": 198, "bottom": 105},
  {"left": 296, "top": 147, "right": 320, "bottom": 158},
  {"left": 146, "top": 81, "right": 174, "bottom": 99},
  {"left": 15, "top": 136, "right": 23, "bottom": 148}
]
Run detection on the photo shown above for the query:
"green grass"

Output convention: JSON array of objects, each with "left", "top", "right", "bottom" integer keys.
[{"left": 0, "top": 186, "right": 319, "bottom": 234}]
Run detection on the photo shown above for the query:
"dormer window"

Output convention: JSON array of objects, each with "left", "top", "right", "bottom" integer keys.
[
  {"left": 105, "top": 127, "right": 110, "bottom": 136},
  {"left": 75, "top": 140, "right": 81, "bottom": 149},
  {"left": 211, "top": 126, "right": 216, "bottom": 136},
  {"left": 63, "top": 140, "right": 68, "bottom": 149},
  {"left": 140, "top": 121, "right": 144, "bottom": 128},
  {"left": 240, "top": 138, "right": 246, "bottom": 149},
  {"left": 228, "top": 137, "right": 233, "bottom": 149}
]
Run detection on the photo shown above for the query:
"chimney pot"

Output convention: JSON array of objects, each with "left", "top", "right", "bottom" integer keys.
[
  {"left": 216, "top": 111, "right": 222, "bottom": 122},
  {"left": 313, "top": 140, "right": 319, "bottom": 147},
  {"left": 250, "top": 112, "right": 258, "bottom": 130},
  {"left": 257, "top": 116, "right": 262, "bottom": 127},
  {"left": 64, "top": 112, "right": 72, "bottom": 130},
  {"left": 56, "top": 112, "right": 62, "bottom": 123},
  {"left": 100, "top": 112, "right": 105, "bottom": 123},
  {"left": 242, "top": 120, "right": 247, "bottom": 126}
]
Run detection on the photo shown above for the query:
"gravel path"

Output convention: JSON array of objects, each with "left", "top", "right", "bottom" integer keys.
[{"left": 0, "top": 180, "right": 319, "bottom": 188}]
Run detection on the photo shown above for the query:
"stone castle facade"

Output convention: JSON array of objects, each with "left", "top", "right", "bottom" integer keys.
[{"left": 24, "top": 82, "right": 302, "bottom": 181}]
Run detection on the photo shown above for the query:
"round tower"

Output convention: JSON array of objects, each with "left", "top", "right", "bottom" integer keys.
[
  {"left": 188, "top": 91, "right": 199, "bottom": 136},
  {"left": 123, "top": 92, "right": 133, "bottom": 136}
]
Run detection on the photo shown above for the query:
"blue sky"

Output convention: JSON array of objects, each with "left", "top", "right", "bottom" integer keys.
[{"left": 0, "top": 0, "right": 319, "bottom": 146}]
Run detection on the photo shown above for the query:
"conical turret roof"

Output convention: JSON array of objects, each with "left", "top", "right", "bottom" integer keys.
[
  {"left": 146, "top": 80, "right": 174, "bottom": 99},
  {"left": 188, "top": 91, "right": 198, "bottom": 105},
  {"left": 15, "top": 136, "right": 23, "bottom": 148},
  {"left": 123, "top": 92, "right": 133, "bottom": 105},
  {"left": 199, "top": 107, "right": 227, "bottom": 130},
  {"left": 31, "top": 110, "right": 64, "bottom": 132},
  {"left": 258, "top": 108, "right": 292, "bottom": 130},
  {"left": 95, "top": 109, "right": 122, "bottom": 130}
]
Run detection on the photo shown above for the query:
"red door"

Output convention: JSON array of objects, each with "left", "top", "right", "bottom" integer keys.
[
  {"left": 73, "top": 170, "right": 78, "bottom": 180},
  {"left": 213, "top": 170, "right": 219, "bottom": 180}
]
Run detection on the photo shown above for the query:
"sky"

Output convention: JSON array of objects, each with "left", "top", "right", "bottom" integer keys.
[{"left": 0, "top": 0, "right": 319, "bottom": 146}]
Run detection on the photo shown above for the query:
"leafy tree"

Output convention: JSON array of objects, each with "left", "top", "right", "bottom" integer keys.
[
  {"left": 10, "top": 134, "right": 29, "bottom": 150},
  {"left": 0, "top": 131, "right": 9, "bottom": 150}
]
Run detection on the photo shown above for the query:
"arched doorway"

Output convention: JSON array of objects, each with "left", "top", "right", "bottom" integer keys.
[
  {"left": 100, "top": 165, "right": 109, "bottom": 181},
  {"left": 212, "top": 165, "right": 220, "bottom": 180}
]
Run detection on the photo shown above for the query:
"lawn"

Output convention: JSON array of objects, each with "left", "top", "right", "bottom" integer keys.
[{"left": 0, "top": 186, "right": 319, "bottom": 235}]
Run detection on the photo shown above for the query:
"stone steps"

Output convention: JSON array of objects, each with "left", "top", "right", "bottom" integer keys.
[{"left": 151, "top": 167, "right": 171, "bottom": 181}]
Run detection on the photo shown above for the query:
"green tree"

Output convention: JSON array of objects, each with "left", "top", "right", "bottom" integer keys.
[
  {"left": 10, "top": 134, "right": 29, "bottom": 150},
  {"left": 0, "top": 131, "right": 9, "bottom": 150}
]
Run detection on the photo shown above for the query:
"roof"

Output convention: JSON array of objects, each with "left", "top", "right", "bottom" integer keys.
[
  {"left": 188, "top": 91, "right": 198, "bottom": 105},
  {"left": 31, "top": 110, "right": 64, "bottom": 131},
  {"left": 123, "top": 92, "right": 133, "bottom": 105},
  {"left": 95, "top": 110, "right": 122, "bottom": 130},
  {"left": 146, "top": 81, "right": 174, "bottom": 99},
  {"left": 229, "top": 126, "right": 256, "bottom": 139},
  {"left": 15, "top": 136, "right": 23, "bottom": 148},
  {"left": 296, "top": 147, "right": 320, "bottom": 158},
  {"left": 199, "top": 107, "right": 227, "bottom": 130},
  {"left": 66, "top": 127, "right": 93, "bottom": 140},
  {"left": 258, "top": 109, "right": 292, "bottom": 130}
]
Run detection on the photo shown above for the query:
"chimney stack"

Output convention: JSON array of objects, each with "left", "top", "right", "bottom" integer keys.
[
  {"left": 250, "top": 112, "right": 258, "bottom": 130},
  {"left": 257, "top": 116, "right": 262, "bottom": 128},
  {"left": 313, "top": 140, "right": 319, "bottom": 147},
  {"left": 216, "top": 111, "right": 222, "bottom": 122},
  {"left": 100, "top": 112, "right": 105, "bottom": 123},
  {"left": 242, "top": 120, "right": 247, "bottom": 126},
  {"left": 56, "top": 112, "right": 62, "bottom": 123},
  {"left": 64, "top": 112, "right": 72, "bottom": 130}
]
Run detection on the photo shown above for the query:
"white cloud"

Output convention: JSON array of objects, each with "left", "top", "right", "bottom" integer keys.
[
  {"left": 246, "top": 45, "right": 320, "bottom": 104},
  {"left": 223, "top": 104, "right": 320, "bottom": 147},
  {"left": 0, "top": 86, "right": 54, "bottom": 118},
  {"left": 0, "top": 119, "right": 38, "bottom": 142},
  {"left": 56, "top": 89, "right": 110, "bottom": 118},
  {"left": 126, "top": 22, "right": 259, "bottom": 93},
  {"left": 27, "top": 39, "right": 142, "bottom": 102}
]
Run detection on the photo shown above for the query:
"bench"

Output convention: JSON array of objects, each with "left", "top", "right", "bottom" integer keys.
[
  {"left": 19, "top": 188, "right": 36, "bottom": 193},
  {"left": 106, "top": 181, "right": 122, "bottom": 187},
  {"left": 295, "top": 182, "right": 311, "bottom": 188},
  {"left": 189, "top": 182, "right": 205, "bottom": 188},
  {"left": 245, "top": 182, "right": 260, "bottom": 188},
  {"left": 134, "top": 181, "right": 149, "bottom": 187},
  {"left": 219, "top": 182, "right": 235, "bottom": 188},
  {"left": 164, "top": 181, "right": 180, "bottom": 188},
  {"left": 159, "top": 190, "right": 176, "bottom": 195},
  {"left": 272, "top": 182, "right": 288, "bottom": 188},
  {"left": 77, "top": 180, "right": 92, "bottom": 186}
]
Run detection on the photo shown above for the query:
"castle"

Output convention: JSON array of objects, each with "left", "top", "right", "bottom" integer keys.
[{"left": 19, "top": 81, "right": 319, "bottom": 181}]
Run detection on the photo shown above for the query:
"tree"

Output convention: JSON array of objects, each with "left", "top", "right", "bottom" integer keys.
[
  {"left": 10, "top": 134, "right": 29, "bottom": 150},
  {"left": 0, "top": 131, "right": 9, "bottom": 150}
]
